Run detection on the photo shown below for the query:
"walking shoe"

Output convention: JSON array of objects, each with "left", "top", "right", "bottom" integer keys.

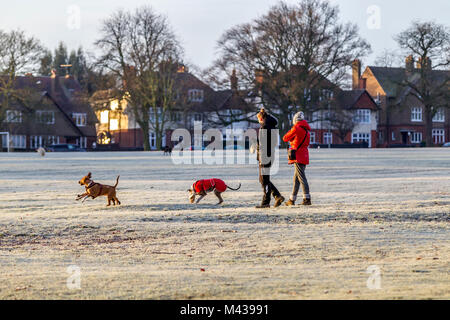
[
  {"left": 285, "top": 199, "right": 295, "bottom": 206},
  {"left": 301, "top": 198, "right": 312, "bottom": 206},
  {"left": 255, "top": 204, "right": 271, "bottom": 209},
  {"left": 274, "top": 196, "right": 285, "bottom": 208}
]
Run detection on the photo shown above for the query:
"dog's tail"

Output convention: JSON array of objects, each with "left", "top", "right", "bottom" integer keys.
[
  {"left": 227, "top": 183, "right": 241, "bottom": 191},
  {"left": 114, "top": 175, "right": 120, "bottom": 188}
]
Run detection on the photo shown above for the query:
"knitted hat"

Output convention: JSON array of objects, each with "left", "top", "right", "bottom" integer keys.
[{"left": 293, "top": 111, "right": 305, "bottom": 124}]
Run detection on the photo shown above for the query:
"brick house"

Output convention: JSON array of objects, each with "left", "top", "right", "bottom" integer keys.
[
  {"left": 308, "top": 89, "right": 379, "bottom": 147},
  {"left": 93, "top": 66, "right": 249, "bottom": 150},
  {"left": 355, "top": 58, "right": 449, "bottom": 147},
  {"left": 1, "top": 74, "right": 97, "bottom": 151}
]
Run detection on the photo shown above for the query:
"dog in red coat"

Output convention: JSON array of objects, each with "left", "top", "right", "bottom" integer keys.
[{"left": 188, "top": 178, "right": 241, "bottom": 205}]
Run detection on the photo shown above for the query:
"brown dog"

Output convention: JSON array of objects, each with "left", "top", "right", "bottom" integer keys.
[{"left": 76, "top": 172, "right": 121, "bottom": 206}]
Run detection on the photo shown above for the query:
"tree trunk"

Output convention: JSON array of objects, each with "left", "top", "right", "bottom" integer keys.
[
  {"left": 141, "top": 125, "right": 151, "bottom": 151},
  {"left": 424, "top": 106, "right": 433, "bottom": 147},
  {"left": 156, "top": 130, "right": 163, "bottom": 150}
]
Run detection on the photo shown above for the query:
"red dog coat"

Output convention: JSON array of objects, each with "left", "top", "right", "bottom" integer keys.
[{"left": 192, "top": 179, "right": 227, "bottom": 194}]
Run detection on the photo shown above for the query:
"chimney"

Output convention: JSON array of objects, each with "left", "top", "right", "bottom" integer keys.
[
  {"left": 416, "top": 57, "right": 432, "bottom": 71},
  {"left": 405, "top": 55, "right": 414, "bottom": 74},
  {"left": 255, "top": 69, "right": 264, "bottom": 86},
  {"left": 50, "top": 69, "right": 57, "bottom": 95},
  {"left": 230, "top": 69, "right": 238, "bottom": 92},
  {"left": 359, "top": 78, "right": 367, "bottom": 89},
  {"left": 352, "top": 59, "right": 361, "bottom": 90}
]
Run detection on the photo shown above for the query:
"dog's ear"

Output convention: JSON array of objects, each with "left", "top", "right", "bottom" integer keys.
[{"left": 87, "top": 172, "right": 92, "bottom": 178}]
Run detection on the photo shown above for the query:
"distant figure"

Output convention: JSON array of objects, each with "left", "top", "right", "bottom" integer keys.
[
  {"left": 92, "top": 142, "right": 97, "bottom": 150},
  {"left": 163, "top": 146, "right": 172, "bottom": 156},
  {"left": 37, "top": 147, "right": 46, "bottom": 157}
]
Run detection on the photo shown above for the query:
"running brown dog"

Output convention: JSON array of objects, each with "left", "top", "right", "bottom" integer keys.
[{"left": 76, "top": 172, "right": 121, "bottom": 206}]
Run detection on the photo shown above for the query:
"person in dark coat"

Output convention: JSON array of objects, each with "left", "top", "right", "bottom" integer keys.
[
  {"left": 282, "top": 111, "right": 312, "bottom": 206},
  {"left": 256, "top": 109, "right": 285, "bottom": 208}
]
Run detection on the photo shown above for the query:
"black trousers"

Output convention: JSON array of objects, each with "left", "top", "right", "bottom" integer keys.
[{"left": 259, "top": 166, "right": 281, "bottom": 205}]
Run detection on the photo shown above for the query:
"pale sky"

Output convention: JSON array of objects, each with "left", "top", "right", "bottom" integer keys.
[{"left": 1, "top": 0, "right": 449, "bottom": 70}]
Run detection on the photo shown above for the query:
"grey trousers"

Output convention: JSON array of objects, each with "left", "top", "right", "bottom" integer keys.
[{"left": 291, "top": 163, "right": 310, "bottom": 201}]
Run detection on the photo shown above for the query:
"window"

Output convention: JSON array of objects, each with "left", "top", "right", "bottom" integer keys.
[
  {"left": 188, "top": 89, "right": 204, "bottom": 102},
  {"left": 310, "top": 132, "right": 316, "bottom": 144},
  {"left": 353, "top": 109, "right": 371, "bottom": 124},
  {"left": 48, "top": 136, "right": 59, "bottom": 146},
  {"left": 6, "top": 110, "right": 22, "bottom": 123},
  {"left": 303, "top": 88, "right": 311, "bottom": 102},
  {"left": 30, "top": 136, "right": 59, "bottom": 148},
  {"left": 170, "top": 112, "right": 182, "bottom": 122},
  {"left": 432, "top": 108, "right": 445, "bottom": 122},
  {"left": 323, "top": 132, "right": 333, "bottom": 145},
  {"left": 411, "top": 132, "right": 422, "bottom": 143},
  {"left": 100, "top": 110, "right": 109, "bottom": 124},
  {"left": 30, "top": 136, "right": 42, "bottom": 149},
  {"left": 411, "top": 107, "right": 423, "bottom": 122},
  {"left": 194, "top": 113, "right": 202, "bottom": 122},
  {"left": 432, "top": 129, "right": 445, "bottom": 144},
  {"left": 392, "top": 131, "right": 396, "bottom": 141},
  {"left": 378, "top": 131, "right": 384, "bottom": 143},
  {"left": 352, "top": 133, "right": 370, "bottom": 144},
  {"left": 72, "top": 113, "right": 87, "bottom": 127},
  {"left": 110, "top": 119, "right": 119, "bottom": 131},
  {"left": 150, "top": 132, "right": 156, "bottom": 149},
  {"left": 37, "top": 111, "right": 55, "bottom": 124},
  {"left": 76, "top": 137, "right": 87, "bottom": 149},
  {"left": 4, "top": 135, "right": 26, "bottom": 149}
]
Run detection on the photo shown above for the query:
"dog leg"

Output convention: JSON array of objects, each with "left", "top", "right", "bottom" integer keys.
[
  {"left": 76, "top": 192, "right": 88, "bottom": 201},
  {"left": 214, "top": 190, "right": 224, "bottom": 205},
  {"left": 195, "top": 195, "right": 205, "bottom": 204}
]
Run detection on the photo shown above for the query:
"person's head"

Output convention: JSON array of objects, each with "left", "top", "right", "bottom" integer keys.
[
  {"left": 257, "top": 108, "right": 266, "bottom": 124},
  {"left": 293, "top": 111, "right": 305, "bottom": 125}
]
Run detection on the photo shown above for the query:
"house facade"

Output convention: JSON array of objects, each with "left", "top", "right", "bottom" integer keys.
[
  {"left": 1, "top": 74, "right": 97, "bottom": 151},
  {"left": 356, "top": 58, "right": 449, "bottom": 147},
  {"left": 93, "top": 67, "right": 250, "bottom": 150}
]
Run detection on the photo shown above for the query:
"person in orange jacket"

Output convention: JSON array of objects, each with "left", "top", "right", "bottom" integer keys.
[{"left": 282, "top": 111, "right": 312, "bottom": 206}]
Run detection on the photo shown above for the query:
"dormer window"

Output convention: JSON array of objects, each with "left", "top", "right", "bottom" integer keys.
[
  {"left": 188, "top": 89, "right": 204, "bottom": 102},
  {"left": 5, "top": 110, "right": 22, "bottom": 123},
  {"left": 72, "top": 113, "right": 87, "bottom": 127},
  {"left": 37, "top": 111, "right": 55, "bottom": 124}
]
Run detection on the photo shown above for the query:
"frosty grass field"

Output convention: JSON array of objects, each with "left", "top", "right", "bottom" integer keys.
[{"left": 0, "top": 148, "right": 449, "bottom": 299}]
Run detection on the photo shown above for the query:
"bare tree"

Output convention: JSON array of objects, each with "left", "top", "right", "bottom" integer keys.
[
  {"left": 0, "top": 29, "right": 43, "bottom": 149},
  {"left": 95, "top": 6, "right": 183, "bottom": 150},
  {"left": 374, "top": 49, "right": 403, "bottom": 68},
  {"left": 395, "top": 21, "right": 450, "bottom": 146},
  {"left": 210, "top": 0, "right": 371, "bottom": 137},
  {"left": 327, "top": 107, "right": 356, "bottom": 144}
]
